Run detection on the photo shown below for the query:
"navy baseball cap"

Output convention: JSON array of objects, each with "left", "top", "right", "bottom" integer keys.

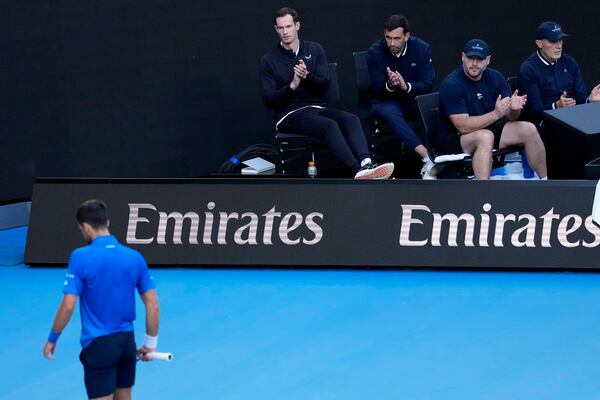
[
  {"left": 463, "top": 39, "right": 490, "bottom": 59},
  {"left": 536, "top": 21, "right": 569, "bottom": 41}
]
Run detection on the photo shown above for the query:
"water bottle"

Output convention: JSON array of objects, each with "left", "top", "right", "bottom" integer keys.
[{"left": 307, "top": 161, "right": 317, "bottom": 179}]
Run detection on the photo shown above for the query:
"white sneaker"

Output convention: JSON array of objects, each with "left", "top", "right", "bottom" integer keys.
[
  {"left": 421, "top": 157, "right": 438, "bottom": 180},
  {"left": 354, "top": 162, "right": 394, "bottom": 179}
]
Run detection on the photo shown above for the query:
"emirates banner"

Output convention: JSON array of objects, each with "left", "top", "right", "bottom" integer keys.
[{"left": 25, "top": 178, "right": 600, "bottom": 269}]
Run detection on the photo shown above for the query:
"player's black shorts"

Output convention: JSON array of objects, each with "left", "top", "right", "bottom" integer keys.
[{"left": 79, "top": 331, "right": 136, "bottom": 399}]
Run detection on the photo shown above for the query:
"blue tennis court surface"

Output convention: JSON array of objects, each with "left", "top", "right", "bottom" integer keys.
[{"left": 2, "top": 226, "right": 600, "bottom": 399}]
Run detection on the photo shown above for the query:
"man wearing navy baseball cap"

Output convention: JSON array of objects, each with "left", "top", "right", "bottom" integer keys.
[
  {"left": 462, "top": 38, "right": 490, "bottom": 59},
  {"left": 536, "top": 21, "right": 569, "bottom": 42},
  {"left": 518, "top": 21, "right": 600, "bottom": 125},
  {"left": 437, "top": 38, "right": 547, "bottom": 180}
]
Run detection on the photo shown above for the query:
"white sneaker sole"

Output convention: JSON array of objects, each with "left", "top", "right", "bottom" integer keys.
[{"left": 355, "top": 163, "right": 394, "bottom": 180}]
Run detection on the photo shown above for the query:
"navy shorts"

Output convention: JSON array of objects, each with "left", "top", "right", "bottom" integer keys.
[
  {"left": 487, "top": 117, "right": 509, "bottom": 149},
  {"left": 436, "top": 118, "right": 508, "bottom": 155},
  {"left": 79, "top": 331, "right": 137, "bottom": 399}
]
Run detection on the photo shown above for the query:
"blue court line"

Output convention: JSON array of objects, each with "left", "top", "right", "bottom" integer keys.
[{"left": 2, "top": 228, "right": 600, "bottom": 399}]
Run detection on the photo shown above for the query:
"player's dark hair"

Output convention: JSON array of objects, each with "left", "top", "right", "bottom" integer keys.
[
  {"left": 274, "top": 7, "right": 300, "bottom": 24},
  {"left": 384, "top": 14, "right": 410, "bottom": 33},
  {"left": 76, "top": 199, "right": 108, "bottom": 229}
]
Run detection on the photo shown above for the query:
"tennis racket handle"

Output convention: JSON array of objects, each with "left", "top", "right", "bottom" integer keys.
[{"left": 146, "top": 352, "right": 173, "bottom": 361}]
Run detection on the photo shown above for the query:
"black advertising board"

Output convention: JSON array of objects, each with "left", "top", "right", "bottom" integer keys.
[{"left": 25, "top": 178, "right": 600, "bottom": 269}]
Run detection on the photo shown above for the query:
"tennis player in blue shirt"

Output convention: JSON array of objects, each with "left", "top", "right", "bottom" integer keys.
[
  {"left": 518, "top": 21, "right": 600, "bottom": 126},
  {"left": 43, "top": 199, "right": 160, "bottom": 400},
  {"left": 437, "top": 39, "right": 548, "bottom": 180}
]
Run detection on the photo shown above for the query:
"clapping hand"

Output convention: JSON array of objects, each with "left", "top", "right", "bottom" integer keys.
[
  {"left": 386, "top": 67, "right": 407, "bottom": 91},
  {"left": 290, "top": 59, "right": 308, "bottom": 90},
  {"left": 589, "top": 84, "right": 600, "bottom": 102},
  {"left": 493, "top": 94, "right": 511, "bottom": 118},
  {"left": 509, "top": 90, "right": 527, "bottom": 110},
  {"left": 556, "top": 91, "right": 576, "bottom": 108},
  {"left": 294, "top": 59, "right": 309, "bottom": 80}
]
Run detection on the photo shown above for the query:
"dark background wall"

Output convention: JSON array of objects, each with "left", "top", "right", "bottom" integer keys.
[{"left": 2, "top": 0, "right": 599, "bottom": 202}]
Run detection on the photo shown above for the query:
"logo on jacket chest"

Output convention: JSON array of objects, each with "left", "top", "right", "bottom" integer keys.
[{"left": 295, "top": 53, "right": 312, "bottom": 67}]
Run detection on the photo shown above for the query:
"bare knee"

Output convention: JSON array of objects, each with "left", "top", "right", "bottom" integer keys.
[
  {"left": 524, "top": 121, "right": 540, "bottom": 139},
  {"left": 460, "top": 129, "right": 493, "bottom": 154},
  {"left": 515, "top": 121, "right": 540, "bottom": 142},
  {"left": 474, "top": 130, "right": 494, "bottom": 152}
]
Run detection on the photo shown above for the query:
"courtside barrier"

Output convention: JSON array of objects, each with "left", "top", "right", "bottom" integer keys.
[{"left": 25, "top": 178, "right": 600, "bottom": 269}]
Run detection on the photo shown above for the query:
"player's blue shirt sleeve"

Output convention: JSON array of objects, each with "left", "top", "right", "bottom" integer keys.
[
  {"left": 135, "top": 251, "right": 156, "bottom": 294},
  {"left": 63, "top": 250, "right": 84, "bottom": 295}
]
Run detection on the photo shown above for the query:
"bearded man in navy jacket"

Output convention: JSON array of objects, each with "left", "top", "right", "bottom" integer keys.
[{"left": 366, "top": 14, "right": 437, "bottom": 179}]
